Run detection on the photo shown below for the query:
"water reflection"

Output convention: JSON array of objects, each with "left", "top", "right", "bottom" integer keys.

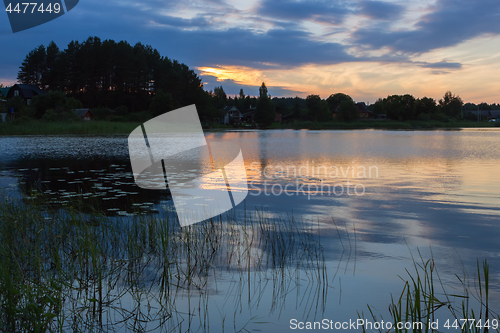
[
  {"left": 15, "top": 159, "right": 171, "bottom": 216},
  {"left": 1, "top": 129, "right": 500, "bottom": 331}
]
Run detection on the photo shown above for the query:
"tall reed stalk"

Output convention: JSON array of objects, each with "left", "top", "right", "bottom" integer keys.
[{"left": 359, "top": 249, "right": 499, "bottom": 333}]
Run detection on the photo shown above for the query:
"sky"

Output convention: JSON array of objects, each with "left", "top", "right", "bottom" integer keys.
[{"left": 1, "top": 0, "right": 500, "bottom": 103}]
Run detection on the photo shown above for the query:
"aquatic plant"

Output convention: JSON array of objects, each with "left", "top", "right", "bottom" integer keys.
[
  {"left": 0, "top": 193, "right": 330, "bottom": 332},
  {"left": 359, "top": 249, "right": 499, "bottom": 333}
]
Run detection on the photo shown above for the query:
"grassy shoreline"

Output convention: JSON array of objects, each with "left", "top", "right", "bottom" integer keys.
[
  {"left": 0, "top": 119, "right": 497, "bottom": 136},
  {"left": 0, "top": 120, "right": 142, "bottom": 136}
]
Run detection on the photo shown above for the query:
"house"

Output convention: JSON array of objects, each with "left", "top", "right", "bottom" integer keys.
[
  {"left": 6, "top": 84, "right": 45, "bottom": 105},
  {"left": 223, "top": 106, "right": 242, "bottom": 125},
  {"left": 241, "top": 106, "right": 256, "bottom": 123},
  {"left": 332, "top": 106, "right": 339, "bottom": 119},
  {"left": 73, "top": 108, "right": 93, "bottom": 121},
  {"left": 356, "top": 102, "right": 372, "bottom": 118},
  {"left": 274, "top": 105, "right": 284, "bottom": 122},
  {"left": 332, "top": 102, "right": 373, "bottom": 119},
  {"left": 486, "top": 110, "right": 500, "bottom": 121},
  {"left": 231, "top": 105, "right": 283, "bottom": 124},
  {"left": 467, "top": 110, "right": 500, "bottom": 121}
]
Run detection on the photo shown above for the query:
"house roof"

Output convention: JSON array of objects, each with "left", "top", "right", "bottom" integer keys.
[
  {"left": 0, "top": 87, "right": 10, "bottom": 97},
  {"left": 356, "top": 102, "right": 370, "bottom": 113},
  {"left": 73, "top": 109, "right": 92, "bottom": 118},
  {"left": 466, "top": 110, "right": 500, "bottom": 117},
  {"left": 8, "top": 84, "right": 45, "bottom": 99},
  {"left": 224, "top": 105, "right": 240, "bottom": 112}
]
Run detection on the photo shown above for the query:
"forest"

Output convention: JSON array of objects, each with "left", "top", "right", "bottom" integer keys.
[{"left": 16, "top": 37, "right": 209, "bottom": 115}]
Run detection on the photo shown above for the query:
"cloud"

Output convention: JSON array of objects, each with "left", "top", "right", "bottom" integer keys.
[
  {"left": 0, "top": 0, "right": 497, "bottom": 102},
  {"left": 256, "top": 0, "right": 353, "bottom": 25},
  {"left": 201, "top": 74, "right": 303, "bottom": 97},
  {"left": 0, "top": 0, "right": 362, "bottom": 88},
  {"left": 353, "top": 0, "right": 500, "bottom": 54},
  {"left": 148, "top": 14, "right": 212, "bottom": 29},
  {"left": 418, "top": 61, "right": 462, "bottom": 69},
  {"left": 160, "top": 27, "right": 359, "bottom": 68},
  {"left": 359, "top": 0, "right": 404, "bottom": 20},
  {"left": 0, "top": 1, "right": 358, "bottom": 80}
]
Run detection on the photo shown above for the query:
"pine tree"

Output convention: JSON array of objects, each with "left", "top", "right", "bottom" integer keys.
[
  {"left": 18, "top": 45, "right": 46, "bottom": 86},
  {"left": 254, "top": 82, "right": 276, "bottom": 125},
  {"left": 41, "top": 41, "right": 62, "bottom": 90}
]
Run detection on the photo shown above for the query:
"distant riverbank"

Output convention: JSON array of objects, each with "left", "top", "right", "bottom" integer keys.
[
  {"left": 0, "top": 119, "right": 497, "bottom": 135},
  {"left": 0, "top": 120, "right": 141, "bottom": 136}
]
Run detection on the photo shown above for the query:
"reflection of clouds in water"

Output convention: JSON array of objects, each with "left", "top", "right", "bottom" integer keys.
[{"left": 1, "top": 131, "right": 500, "bottom": 329}]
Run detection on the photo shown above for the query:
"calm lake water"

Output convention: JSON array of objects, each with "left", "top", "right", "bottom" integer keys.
[{"left": 1, "top": 129, "right": 500, "bottom": 332}]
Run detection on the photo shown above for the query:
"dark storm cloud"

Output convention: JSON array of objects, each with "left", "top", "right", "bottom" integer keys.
[
  {"left": 353, "top": 0, "right": 500, "bottom": 54},
  {"left": 256, "top": 0, "right": 354, "bottom": 25},
  {"left": 359, "top": 0, "right": 404, "bottom": 20}
]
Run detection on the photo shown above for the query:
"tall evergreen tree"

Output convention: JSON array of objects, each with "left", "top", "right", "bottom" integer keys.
[
  {"left": 254, "top": 82, "right": 276, "bottom": 125},
  {"left": 41, "top": 41, "right": 62, "bottom": 90},
  {"left": 18, "top": 44, "right": 46, "bottom": 86}
]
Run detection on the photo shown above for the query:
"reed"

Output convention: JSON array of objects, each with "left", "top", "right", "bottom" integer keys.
[
  {"left": 359, "top": 249, "right": 499, "bottom": 333},
  {"left": 0, "top": 192, "right": 330, "bottom": 332}
]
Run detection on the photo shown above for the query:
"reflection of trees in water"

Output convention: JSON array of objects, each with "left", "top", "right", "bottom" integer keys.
[{"left": 15, "top": 157, "right": 171, "bottom": 216}]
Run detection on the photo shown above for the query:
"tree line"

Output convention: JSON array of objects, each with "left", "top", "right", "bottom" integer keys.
[
  {"left": 220, "top": 88, "right": 480, "bottom": 123},
  {"left": 11, "top": 36, "right": 499, "bottom": 125},
  {"left": 17, "top": 37, "right": 209, "bottom": 115}
]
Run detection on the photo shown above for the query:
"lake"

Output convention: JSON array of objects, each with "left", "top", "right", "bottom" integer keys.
[{"left": 1, "top": 129, "right": 499, "bottom": 332}]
